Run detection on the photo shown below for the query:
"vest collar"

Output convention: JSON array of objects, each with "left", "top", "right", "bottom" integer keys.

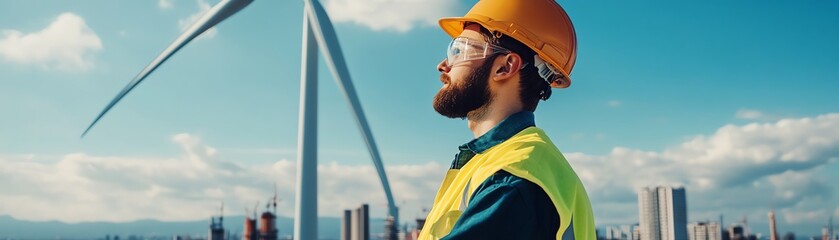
[
  {"left": 451, "top": 111, "right": 535, "bottom": 169},
  {"left": 464, "top": 111, "right": 536, "bottom": 153}
]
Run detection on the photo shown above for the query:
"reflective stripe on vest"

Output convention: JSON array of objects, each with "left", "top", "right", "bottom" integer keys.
[{"left": 458, "top": 178, "right": 471, "bottom": 211}]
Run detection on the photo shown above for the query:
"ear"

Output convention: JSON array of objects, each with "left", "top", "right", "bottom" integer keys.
[{"left": 492, "top": 53, "right": 522, "bottom": 82}]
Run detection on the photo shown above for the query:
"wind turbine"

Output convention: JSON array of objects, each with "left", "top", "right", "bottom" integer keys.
[{"left": 80, "top": 0, "right": 398, "bottom": 239}]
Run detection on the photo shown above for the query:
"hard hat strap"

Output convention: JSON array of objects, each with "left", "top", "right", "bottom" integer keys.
[{"left": 533, "top": 55, "right": 563, "bottom": 85}]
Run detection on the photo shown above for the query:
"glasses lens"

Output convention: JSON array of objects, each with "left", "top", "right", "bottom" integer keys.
[
  {"left": 446, "top": 38, "right": 469, "bottom": 67},
  {"left": 445, "top": 37, "right": 509, "bottom": 67}
]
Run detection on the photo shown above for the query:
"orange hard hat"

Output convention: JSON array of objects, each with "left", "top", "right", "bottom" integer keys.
[{"left": 439, "top": 0, "right": 577, "bottom": 88}]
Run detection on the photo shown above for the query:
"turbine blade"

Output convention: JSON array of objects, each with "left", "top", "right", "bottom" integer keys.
[
  {"left": 81, "top": 0, "right": 254, "bottom": 137},
  {"left": 304, "top": 0, "right": 398, "bottom": 220}
]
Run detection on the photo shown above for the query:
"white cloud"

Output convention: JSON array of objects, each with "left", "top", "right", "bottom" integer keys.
[
  {"left": 607, "top": 100, "right": 622, "bottom": 107},
  {"left": 322, "top": 0, "right": 458, "bottom": 32},
  {"left": 159, "top": 0, "right": 174, "bottom": 10},
  {"left": 178, "top": 0, "right": 217, "bottom": 39},
  {"left": 3, "top": 113, "right": 839, "bottom": 229},
  {"left": 780, "top": 205, "right": 830, "bottom": 224},
  {"left": 567, "top": 113, "right": 839, "bottom": 226},
  {"left": 0, "top": 133, "right": 444, "bottom": 222},
  {"left": 0, "top": 13, "right": 102, "bottom": 72}
]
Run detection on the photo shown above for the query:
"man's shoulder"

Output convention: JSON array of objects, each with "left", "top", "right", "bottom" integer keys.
[{"left": 499, "top": 127, "right": 558, "bottom": 151}]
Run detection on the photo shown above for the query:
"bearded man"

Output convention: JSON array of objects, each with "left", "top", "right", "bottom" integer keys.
[{"left": 420, "top": 0, "right": 596, "bottom": 239}]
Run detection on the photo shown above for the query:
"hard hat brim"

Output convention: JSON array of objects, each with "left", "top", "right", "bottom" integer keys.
[{"left": 438, "top": 17, "right": 572, "bottom": 88}]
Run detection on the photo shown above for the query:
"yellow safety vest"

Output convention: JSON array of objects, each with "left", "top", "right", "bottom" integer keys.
[{"left": 419, "top": 127, "right": 595, "bottom": 240}]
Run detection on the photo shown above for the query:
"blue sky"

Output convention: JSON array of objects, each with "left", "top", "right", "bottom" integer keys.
[{"left": 1, "top": 0, "right": 838, "bottom": 237}]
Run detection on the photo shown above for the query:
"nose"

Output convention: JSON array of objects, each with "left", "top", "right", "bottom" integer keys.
[{"left": 437, "top": 58, "right": 450, "bottom": 73}]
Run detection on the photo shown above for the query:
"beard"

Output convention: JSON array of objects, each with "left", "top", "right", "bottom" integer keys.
[{"left": 432, "top": 57, "right": 496, "bottom": 119}]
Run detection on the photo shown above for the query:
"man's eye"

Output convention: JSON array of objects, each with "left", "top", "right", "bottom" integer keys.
[{"left": 449, "top": 45, "right": 464, "bottom": 57}]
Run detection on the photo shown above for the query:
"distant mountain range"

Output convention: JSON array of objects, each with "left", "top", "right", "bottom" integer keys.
[{"left": 0, "top": 214, "right": 387, "bottom": 240}]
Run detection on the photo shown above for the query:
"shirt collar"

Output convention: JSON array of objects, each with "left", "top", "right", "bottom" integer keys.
[{"left": 462, "top": 111, "right": 536, "bottom": 154}]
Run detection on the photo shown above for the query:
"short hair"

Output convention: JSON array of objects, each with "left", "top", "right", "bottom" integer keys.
[{"left": 470, "top": 23, "right": 552, "bottom": 112}]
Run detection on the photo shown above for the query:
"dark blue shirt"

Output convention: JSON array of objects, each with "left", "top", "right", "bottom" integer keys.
[{"left": 441, "top": 111, "right": 560, "bottom": 240}]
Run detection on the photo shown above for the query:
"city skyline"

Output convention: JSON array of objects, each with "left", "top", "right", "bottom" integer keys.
[
  {"left": 605, "top": 187, "right": 837, "bottom": 239},
  {"left": 1, "top": 0, "right": 838, "bottom": 237}
]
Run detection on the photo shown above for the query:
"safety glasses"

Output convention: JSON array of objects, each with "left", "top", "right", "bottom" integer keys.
[{"left": 445, "top": 37, "right": 512, "bottom": 68}]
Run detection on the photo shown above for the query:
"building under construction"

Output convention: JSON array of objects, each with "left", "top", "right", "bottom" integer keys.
[
  {"left": 243, "top": 190, "right": 280, "bottom": 240},
  {"left": 209, "top": 203, "right": 227, "bottom": 240},
  {"left": 383, "top": 215, "right": 398, "bottom": 240}
]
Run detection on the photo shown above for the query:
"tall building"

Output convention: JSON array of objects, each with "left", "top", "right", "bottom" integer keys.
[
  {"left": 768, "top": 209, "right": 779, "bottom": 240},
  {"left": 341, "top": 204, "right": 370, "bottom": 240},
  {"left": 687, "top": 222, "right": 721, "bottom": 240},
  {"left": 342, "top": 210, "right": 352, "bottom": 240},
  {"left": 639, "top": 187, "right": 661, "bottom": 240},
  {"left": 639, "top": 186, "right": 688, "bottom": 240}
]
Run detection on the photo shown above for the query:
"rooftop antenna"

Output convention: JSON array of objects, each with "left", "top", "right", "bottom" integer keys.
[
  {"left": 743, "top": 215, "right": 749, "bottom": 236},
  {"left": 78, "top": 1, "right": 398, "bottom": 238},
  {"left": 254, "top": 201, "right": 259, "bottom": 218},
  {"left": 273, "top": 183, "right": 278, "bottom": 215}
]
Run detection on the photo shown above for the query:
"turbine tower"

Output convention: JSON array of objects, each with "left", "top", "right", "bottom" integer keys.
[{"left": 80, "top": 1, "right": 398, "bottom": 239}]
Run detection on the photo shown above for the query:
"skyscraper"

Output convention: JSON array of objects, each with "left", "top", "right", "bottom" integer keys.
[
  {"left": 341, "top": 210, "right": 352, "bottom": 240},
  {"left": 639, "top": 187, "right": 661, "bottom": 240},
  {"left": 355, "top": 204, "right": 370, "bottom": 240},
  {"left": 768, "top": 209, "right": 779, "bottom": 240},
  {"left": 341, "top": 204, "right": 370, "bottom": 240},
  {"left": 639, "top": 186, "right": 688, "bottom": 240}
]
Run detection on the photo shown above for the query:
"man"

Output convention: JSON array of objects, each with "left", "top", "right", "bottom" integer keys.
[{"left": 419, "top": 0, "right": 595, "bottom": 239}]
